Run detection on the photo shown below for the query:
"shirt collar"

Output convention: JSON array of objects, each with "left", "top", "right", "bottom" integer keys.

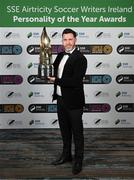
[{"left": 65, "top": 47, "right": 76, "bottom": 54}]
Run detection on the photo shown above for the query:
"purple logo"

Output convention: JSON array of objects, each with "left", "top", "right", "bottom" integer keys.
[
  {"left": 0, "top": 75, "right": 23, "bottom": 84},
  {"left": 83, "top": 104, "right": 111, "bottom": 112}
]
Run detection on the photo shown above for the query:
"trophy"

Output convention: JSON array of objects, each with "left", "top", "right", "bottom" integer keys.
[{"left": 37, "top": 27, "right": 54, "bottom": 79}]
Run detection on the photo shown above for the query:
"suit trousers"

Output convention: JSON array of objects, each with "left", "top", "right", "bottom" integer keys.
[{"left": 57, "top": 96, "right": 84, "bottom": 162}]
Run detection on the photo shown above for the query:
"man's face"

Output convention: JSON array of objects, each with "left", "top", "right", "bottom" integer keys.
[{"left": 62, "top": 33, "right": 76, "bottom": 52}]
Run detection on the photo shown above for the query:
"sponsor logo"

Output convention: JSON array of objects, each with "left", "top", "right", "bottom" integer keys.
[
  {"left": 0, "top": 75, "right": 23, "bottom": 84},
  {"left": 4, "top": 32, "right": 20, "bottom": 39},
  {"left": 4, "top": 32, "right": 13, "bottom": 38},
  {"left": 27, "top": 32, "right": 32, "bottom": 38},
  {"left": 27, "top": 62, "right": 33, "bottom": 69},
  {"left": 29, "top": 104, "right": 57, "bottom": 113},
  {"left": 116, "top": 91, "right": 121, "bottom": 97},
  {"left": 95, "top": 118, "right": 102, "bottom": 124},
  {"left": 6, "top": 91, "right": 22, "bottom": 98},
  {"left": 7, "top": 119, "right": 23, "bottom": 126},
  {"left": 95, "top": 31, "right": 111, "bottom": 38},
  {"left": 50, "top": 31, "right": 61, "bottom": 39},
  {"left": 94, "top": 91, "right": 109, "bottom": 97},
  {"left": 27, "top": 32, "right": 40, "bottom": 38},
  {"left": 94, "top": 118, "right": 109, "bottom": 125},
  {"left": 83, "top": 74, "right": 112, "bottom": 84},
  {"left": 95, "top": 62, "right": 103, "bottom": 68},
  {"left": 116, "top": 62, "right": 122, "bottom": 68},
  {"left": 95, "top": 62, "right": 110, "bottom": 69},
  {"left": 28, "top": 91, "right": 44, "bottom": 98},
  {"left": 27, "top": 45, "right": 40, "bottom": 54},
  {"left": 116, "top": 62, "right": 133, "bottom": 69},
  {"left": 115, "top": 119, "right": 131, "bottom": 125},
  {"left": 116, "top": 91, "right": 131, "bottom": 98},
  {"left": 117, "top": 45, "right": 134, "bottom": 54},
  {"left": 28, "top": 75, "right": 52, "bottom": 84},
  {"left": 116, "top": 74, "right": 134, "bottom": 84},
  {"left": 8, "top": 119, "right": 15, "bottom": 125},
  {"left": 118, "top": 32, "right": 123, "bottom": 38},
  {"left": 29, "top": 119, "right": 45, "bottom": 126},
  {"left": 115, "top": 119, "right": 120, "bottom": 125},
  {"left": 77, "top": 31, "right": 89, "bottom": 38},
  {"left": 118, "top": 32, "right": 134, "bottom": 39},
  {"left": 83, "top": 103, "right": 111, "bottom": 112},
  {"left": 5, "top": 62, "right": 21, "bottom": 69},
  {"left": 0, "top": 104, "right": 24, "bottom": 113},
  {"left": 0, "top": 45, "right": 22, "bottom": 55},
  {"left": 27, "top": 62, "right": 39, "bottom": 69},
  {"left": 77, "top": 45, "right": 112, "bottom": 54},
  {"left": 28, "top": 92, "right": 33, "bottom": 98},
  {"left": 115, "top": 103, "right": 134, "bottom": 112},
  {"left": 51, "top": 119, "right": 58, "bottom": 125}
]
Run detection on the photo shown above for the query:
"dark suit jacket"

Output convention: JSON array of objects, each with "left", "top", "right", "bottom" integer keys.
[{"left": 52, "top": 48, "right": 87, "bottom": 109}]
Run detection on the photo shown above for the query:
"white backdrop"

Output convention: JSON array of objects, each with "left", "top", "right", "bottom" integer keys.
[{"left": 0, "top": 27, "right": 134, "bottom": 128}]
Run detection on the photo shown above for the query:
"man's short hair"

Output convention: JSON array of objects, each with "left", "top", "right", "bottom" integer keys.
[{"left": 62, "top": 28, "right": 77, "bottom": 37}]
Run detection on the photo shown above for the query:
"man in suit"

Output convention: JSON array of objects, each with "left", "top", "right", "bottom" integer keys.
[{"left": 48, "top": 28, "right": 87, "bottom": 175}]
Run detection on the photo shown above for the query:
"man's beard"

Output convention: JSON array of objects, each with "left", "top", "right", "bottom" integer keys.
[{"left": 65, "top": 47, "right": 74, "bottom": 52}]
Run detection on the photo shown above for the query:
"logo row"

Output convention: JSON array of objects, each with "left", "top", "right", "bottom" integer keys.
[
  {"left": 0, "top": 103, "right": 134, "bottom": 113},
  {"left": 0, "top": 118, "right": 132, "bottom": 127},
  {"left": 2, "top": 31, "right": 134, "bottom": 39},
  {"left": 1, "top": 44, "right": 134, "bottom": 55},
  {"left": 3, "top": 90, "right": 133, "bottom": 99},
  {"left": 2, "top": 62, "right": 133, "bottom": 70},
  {"left": 0, "top": 74, "right": 134, "bottom": 84}
]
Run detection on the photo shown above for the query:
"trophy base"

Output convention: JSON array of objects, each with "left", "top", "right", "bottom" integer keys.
[{"left": 37, "top": 64, "right": 54, "bottom": 80}]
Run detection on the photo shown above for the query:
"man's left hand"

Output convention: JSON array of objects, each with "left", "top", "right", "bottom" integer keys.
[{"left": 47, "top": 76, "right": 55, "bottom": 82}]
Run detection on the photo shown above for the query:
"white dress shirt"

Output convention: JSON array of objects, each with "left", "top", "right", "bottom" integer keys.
[{"left": 57, "top": 48, "right": 75, "bottom": 96}]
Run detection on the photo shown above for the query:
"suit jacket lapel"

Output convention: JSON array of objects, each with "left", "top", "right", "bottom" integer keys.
[
  {"left": 62, "top": 48, "right": 77, "bottom": 69},
  {"left": 54, "top": 53, "right": 64, "bottom": 77},
  {"left": 54, "top": 49, "right": 78, "bottom": 77}
]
